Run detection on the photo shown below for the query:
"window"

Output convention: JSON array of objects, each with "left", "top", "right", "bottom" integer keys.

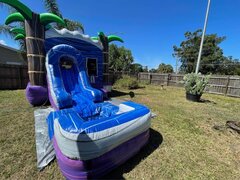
[{"left": 86, "top": 58, "right": 97, "bottom": 76}]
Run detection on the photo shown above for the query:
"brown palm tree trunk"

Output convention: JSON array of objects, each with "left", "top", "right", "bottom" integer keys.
[
  {"left": 102, "top": 36, "right": 109, "bottom": 85},
  {"left": 24, "top": 12, "right": 46, "bottom": 86}
]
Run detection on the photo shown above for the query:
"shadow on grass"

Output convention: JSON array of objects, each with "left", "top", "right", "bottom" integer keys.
[
  {"left": 109, "top": 90, "right": 145, "bottom": 98},
  {"left": 102, "top": 128, "right": 163, "bottom": 179},
  {"left": 200, "top": 98, "right": 217, "bottom": 104},
  {"left": 109, "top": 90, "right": 129, "bottom": 98}
]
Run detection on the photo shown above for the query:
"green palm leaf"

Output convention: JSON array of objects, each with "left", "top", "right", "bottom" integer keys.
[
  {"left": 107, "top": 35, "right": 124, "bottom": 43},
  {"left": 14, "top": 33, "right": 25, "bottom": 40},
  {"left": 98, "top": 31, "right": 105, "bottom": 37},
  {"left": 39, "top": 13, "right": 65, "bottom": 26},
  {"left": 98, "top": 31, "right": 105, "bottom": 42},
  {"left": 5, "top": 12, "right": 25, "bottom": 25},
  {"left": 10, "top": 27, "right": 25, "bottom": 36},
  {"left": 0, "top": 0, "right": 32, "bottom": 19}
]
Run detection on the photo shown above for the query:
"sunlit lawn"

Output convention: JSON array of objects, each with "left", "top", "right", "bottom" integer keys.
[{"left": 0, "top": 85, "right": 240, "bottom": 179}]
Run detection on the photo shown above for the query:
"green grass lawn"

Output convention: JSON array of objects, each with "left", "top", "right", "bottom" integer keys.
[{"left": 0, "top": 85, "right": 240, "bottom": 179}]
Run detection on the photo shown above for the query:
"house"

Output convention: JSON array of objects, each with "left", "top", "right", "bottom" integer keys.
[{"left": 0, "top": 43, "right": 27, "bottom": 65}]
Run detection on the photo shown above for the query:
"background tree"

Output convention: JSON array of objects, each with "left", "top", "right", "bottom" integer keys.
[
  {"left": 43, "top": 0, "right": 84, "bottom": 32},
  {"left": 218, "top": 56, "right": 240, "bottom": 75},
  {"left": 142, "top": 66, "right": 148, "bottom": 72},
  {"left": 149, "top": 68, "right": 158, "bottom": 73},
  {"left": 173, "top": 29, "right": 227, "bottom": 74},
  {"left": 0, "top": 24, "right": 13, "bottom": 38},
  {"left": 109, "top": 44, "right": 134, "bottom": 72},
  {"left": 0, "top": 0, "right": 65, "bottom": 86},
  {"left": 129, "top": 63, "right": 143, "bottom": 74},
  {"left": 157, "top": 63, "right": 174, "bottom": 73},
  {"left": 0, "top": 0, "right": 84, "bottom": 53},
  {"left": 0, "top": 4, "right": 26, "bottom": 52}
]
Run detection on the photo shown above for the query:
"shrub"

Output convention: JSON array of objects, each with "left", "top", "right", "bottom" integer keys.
[
  {"left": 113, "top": 75, "right": 139, "bottom": 89},
  {"left": 140, "top": 80, "right": 150, "bottom": 86},
  {"left": 183, "top": 73, "right": 210, "bottom": 95}
]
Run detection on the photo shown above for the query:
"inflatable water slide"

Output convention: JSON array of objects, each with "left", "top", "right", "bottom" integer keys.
[
  {"left": 0, "top": 0, "right": 152, "bottom": 178},
  {"left": 44, "top": 29, "right": 151, "bottom": 179}
]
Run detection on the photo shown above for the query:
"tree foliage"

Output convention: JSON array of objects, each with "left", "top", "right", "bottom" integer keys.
[
  {"left": 149, "top": 68, "right": 158, "bottom": 73},
  {"left": 0, "top": 4, "right": 26, "bottom": 51},
  {"left": 43, "top": 0, "right": 62, "bottom": 18},
  {"left": 109, "top": 44, "right": 134, "bottom": 72},
  {"left": 219, "top": 56, "right": 240, "bottom": 75},
  {"left": 173, "top": 29, "right": 240, "bottom": 75},
  {"left": 129, "top": 63, "right": 144, "bottom": 73},
  {"left": 0, "top": 0, "right": 84, "bottom": 53},
  {"left": 63, "top": 19, "right": 84, "bottom": 32},
  {"left": 43, "top": 0, "right": 84, "bottom": 32},
  {"left": 157, "top": 63, "right": 174, "bottom": 73}
]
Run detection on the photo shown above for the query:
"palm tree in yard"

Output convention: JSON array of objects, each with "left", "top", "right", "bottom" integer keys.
[
  {"left": 0, "top": 25, "right": 13, "bottom": 37},
  {"left": 0, "top": 4, "right": 26, "bottom": 52},
  {"left": 91, "top": 32, "right": 124, "bottom": 84},
  {"left": 1, "top": 0, "right": 84, "bottom": 52},
  {"left": 0, "top": 0, "right": 65, "bottom": 87},
  {"left": 43, "top": 0, "right": 84, "bottom": 32}
]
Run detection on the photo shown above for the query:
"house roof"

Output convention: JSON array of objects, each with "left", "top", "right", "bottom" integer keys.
[{"left": 0, "top": 44, "right": 27, "bottom": 65}]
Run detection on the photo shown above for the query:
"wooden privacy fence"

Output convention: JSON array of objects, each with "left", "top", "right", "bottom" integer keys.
[
  {"left": 108, "top": 71, "right": 138, "bottom": 84},
  {"left": 1, "top": 65, "right": 239, "bottom": 98},
  {"left": 0, "top": 64, "right": 28, "bottom": 90},
  {"left": 0, "top": 66, "right": 137, "bottom": 90},
  {"left": 138, "top": 73, "right": 240, "bottom": 98}
]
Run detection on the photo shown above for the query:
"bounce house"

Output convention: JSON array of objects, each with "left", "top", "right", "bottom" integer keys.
[
  {"left": 45, "top": 29, "right": 151, "bottom": 179},
  {"left": 0, "top": 0, "right": 151, "bottom": 179}
]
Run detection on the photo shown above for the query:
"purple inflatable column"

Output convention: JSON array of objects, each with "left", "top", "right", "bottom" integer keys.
[{"left": 26, "top": 82, "right": 48, "bottom": 106}]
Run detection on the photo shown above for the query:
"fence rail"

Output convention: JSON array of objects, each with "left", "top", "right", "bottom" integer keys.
[
  {"left": 138, "top": 73, "right": 240, "bottom": 98},
  {"left": 0, "top": 64, "right": 28, "bottom": 90}
]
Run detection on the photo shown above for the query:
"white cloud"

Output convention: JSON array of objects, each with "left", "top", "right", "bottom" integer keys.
[{"left": 0, "top": 40, "right": 7, "bottom": 46}]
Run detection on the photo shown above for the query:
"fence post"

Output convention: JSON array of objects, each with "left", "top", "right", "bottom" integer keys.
[
  {"left": 149, "top": 73, "right": 152, "bottom": 84},
  {"left": 167, "top": 74, "right": 171, "bottom": 86},
  {"left": 224, "top": 76, "right": 230, "bottom": 96}
]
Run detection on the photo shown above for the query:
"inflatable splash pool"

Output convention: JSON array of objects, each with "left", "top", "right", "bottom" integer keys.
[{"left": 46, "top": 44, "right": 151, "bottom": 179}]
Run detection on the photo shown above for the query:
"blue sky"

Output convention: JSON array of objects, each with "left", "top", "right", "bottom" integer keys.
[{"left": 1, "top": 0, "right": 240, "bottom": 69}]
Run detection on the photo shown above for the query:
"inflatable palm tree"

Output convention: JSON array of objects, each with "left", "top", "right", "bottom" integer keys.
[
  {"left": 92, "top": 32, "right": 123, "bottom": 85},
  {"left": 0, "top": 0, "right": 65, "bottom": 86}
]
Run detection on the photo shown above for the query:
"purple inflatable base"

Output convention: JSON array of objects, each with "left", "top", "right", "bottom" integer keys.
[
  {"left": 53, "top": 130, "right": 150, "bottom": 179},
  {"left": 25, "top": 82, "right": 48, "bottom": 106}
]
